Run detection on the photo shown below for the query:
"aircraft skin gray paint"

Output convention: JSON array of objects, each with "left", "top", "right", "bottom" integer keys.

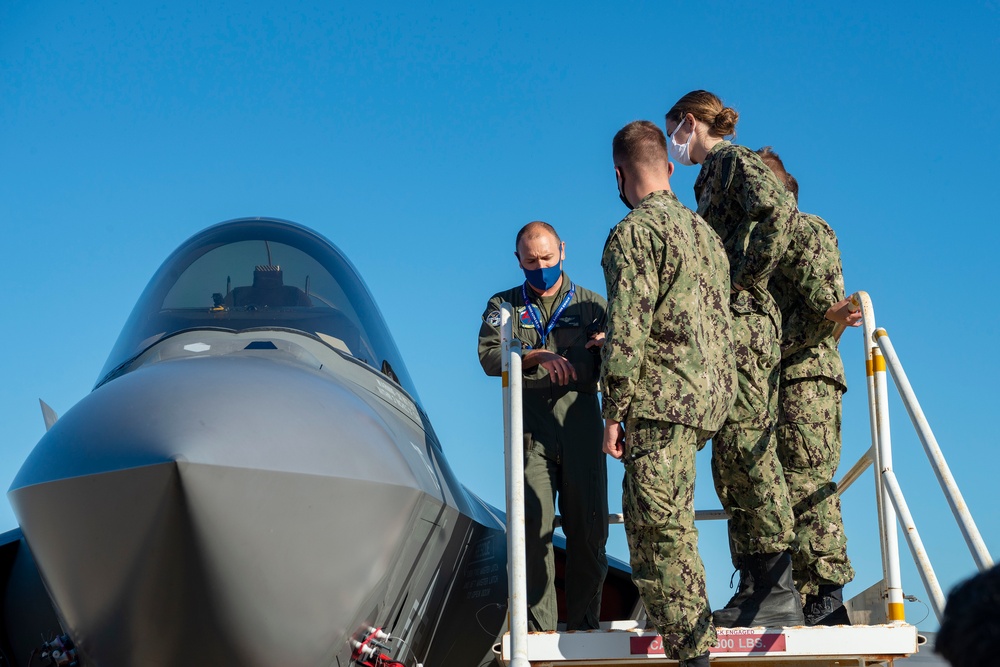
[{"left": 3, "top": 219, "right": 508, "bottom": 667}]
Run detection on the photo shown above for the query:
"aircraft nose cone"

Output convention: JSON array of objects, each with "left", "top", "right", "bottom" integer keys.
[{"left": 9, "top": 355, "right": 434, "bottom": 666}]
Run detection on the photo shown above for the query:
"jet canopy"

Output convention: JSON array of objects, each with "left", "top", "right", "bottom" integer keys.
[{"left": 98, "top": 218, "right": 417, "bottom": 397}]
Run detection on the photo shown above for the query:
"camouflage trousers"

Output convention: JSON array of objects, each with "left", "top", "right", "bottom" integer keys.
[
  {"left": 622, "top": 419, "right": 715, "bottom": 661},
  {"left": 524, "top": 428, "right": 609, "bottom": 631},
  {"left": 712, "top": 310, "right": 796, "bottom": 560},
  {"left": 777, "top": 376, "right": 855, "bottom": 596}
]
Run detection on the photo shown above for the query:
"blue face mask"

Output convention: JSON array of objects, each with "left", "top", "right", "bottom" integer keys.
[{"left": 523, "top": 263, "right": 562, "bottom": 291}]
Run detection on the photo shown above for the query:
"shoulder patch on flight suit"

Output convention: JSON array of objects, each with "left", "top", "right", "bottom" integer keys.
[{"left": 486, "top": 309, "right": 501, "bottom": 326}]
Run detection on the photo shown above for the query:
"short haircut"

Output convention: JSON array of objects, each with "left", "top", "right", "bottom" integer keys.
[
  {"left": 612, "top": 120, "right": 669, "bottom": 173},
  {"left": 756, "top": 146, "right": 799, "bottom": 202},
  {"left": 936, "top": 565, "right": 1000, "bottom": 666},
  {"left": 515, "top": 221, "right": 561, "bottom": 252}
]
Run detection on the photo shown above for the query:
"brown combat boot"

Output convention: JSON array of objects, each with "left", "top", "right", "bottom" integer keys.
[{"left": 712, "top": 552, "right": 805, "bottom": 627}]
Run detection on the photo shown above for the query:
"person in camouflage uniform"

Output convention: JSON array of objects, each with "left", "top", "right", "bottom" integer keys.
[
  {"left": 758, "top": 146, "right": 859, "bottom": 626},
  {"left": 665, "top": 90, "right": 803, "bottom": 627},
  {"left": 478, "top": 221, "right": 609, "bottom": 632},
  {"left": 603, "top": 120, "right": 736, "bottom": 667}
]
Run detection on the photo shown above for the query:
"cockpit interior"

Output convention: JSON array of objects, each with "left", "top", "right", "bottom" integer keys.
[{"left": 96, "top": 219, "right": 417, "bottom": 398}]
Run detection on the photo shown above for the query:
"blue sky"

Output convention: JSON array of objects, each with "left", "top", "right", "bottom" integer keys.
[{"left": 2, "top": 1, "right": 998, "bottom": 631}]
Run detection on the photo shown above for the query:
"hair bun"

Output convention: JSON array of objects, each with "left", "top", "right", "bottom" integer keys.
[{"left": 713, "top": 107, "right": 739, "bottom": 137}]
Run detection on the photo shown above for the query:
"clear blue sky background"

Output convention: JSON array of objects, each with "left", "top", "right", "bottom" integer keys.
[{"left": 2, "top": 1, "right": 998, "bottom": 632}]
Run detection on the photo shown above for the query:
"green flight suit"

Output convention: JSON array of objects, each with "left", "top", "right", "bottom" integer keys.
[
  {"left": 695, "top": 141, "right": 799, "bottom": 560},
  {"left": 770, "top": 212, "right": 855, "bottom": 596},
  {"left": 601, "top": 190, "right": 736, "bottom": 661},
  {"left": 478, "top": 273, "right": 609, "bottom": 631}
]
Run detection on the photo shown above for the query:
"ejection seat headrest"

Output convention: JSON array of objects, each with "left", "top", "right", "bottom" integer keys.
[{"left": 253, "top": 265, "right": 284, "bottom": 289}]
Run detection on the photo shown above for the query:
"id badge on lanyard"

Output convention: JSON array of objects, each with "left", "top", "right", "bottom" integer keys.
[{"left": 522, "top": 282, "right": 576, "bottom": 348}]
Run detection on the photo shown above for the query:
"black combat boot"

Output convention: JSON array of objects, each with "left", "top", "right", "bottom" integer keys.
[
  {"left": 713, "top": 556, "right": 755, "bottom": 623},
  {"left": 713, "top": 552, "right": 805, "bottom": 627},
  {"left": 679, "top": 651, "right": 710, "bottom": 667},
  {"left": 804, "top": 584, "right": 851, "bottom": 626}
]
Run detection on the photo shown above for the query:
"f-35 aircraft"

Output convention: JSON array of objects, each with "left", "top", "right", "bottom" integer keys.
[
  {"left": 1, "top": 218, "right": 638, "bottom": 667},
  {"left": 1, "top": 218, "right": 516, "bottom": 667}
]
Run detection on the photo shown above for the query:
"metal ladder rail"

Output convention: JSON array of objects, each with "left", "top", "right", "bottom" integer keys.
[
  {"left": 873, "top": 328, "right": 993, "bottom": 573},
  {"left": 866, "top": 326, "right": 994, "bottom": 621},
  {"left": 501, "top": 303, "right": 530, "bottom": 667},
  {"left": 840, "top": 293, "right": 993, "bottom": 623},
  {"left": 834, "top": 421, "right": 947, "bottom": 620},
  {"left": 852, "top": 291, "right": 907, "bottom": 625}
]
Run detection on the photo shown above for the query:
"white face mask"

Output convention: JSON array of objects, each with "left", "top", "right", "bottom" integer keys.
[{"left": 668, "top": 116, "right": 696, "bottom": 167}]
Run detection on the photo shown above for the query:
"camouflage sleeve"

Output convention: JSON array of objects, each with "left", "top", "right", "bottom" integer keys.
[
  {"left": 779, "top": 215, "right": 843, "bottom": 316},
  {"left": 477, "top": 295, "right": 505, "bottom": 377},
  {"left": 600, "top": 224, "right": 663, "bottom": 422},
  {"left": 780, "top": 310, "right": 837, "bottom": 358},
  {"left": 731, "top": 152, "right": 799, "bottom": 289},
  {"left": 819, "top": 220, "right": 847, "bottom": 303}
]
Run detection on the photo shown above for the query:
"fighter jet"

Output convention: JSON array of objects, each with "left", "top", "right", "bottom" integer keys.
[
  {"left": 0, "top": 217, "right": 640, "bottom": 667},
  {"left": 0, "top": 218, "right": 517, "bottom": 667}
]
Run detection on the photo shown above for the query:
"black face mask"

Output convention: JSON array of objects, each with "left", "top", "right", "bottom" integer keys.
[{"left": 617, "top": 170, "right": 633, "bottom": 210}]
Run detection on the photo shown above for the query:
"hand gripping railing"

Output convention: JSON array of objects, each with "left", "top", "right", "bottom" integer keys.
[
  {"left": 837, "top": 292, "right": 993, "bottom": 623},
  {"left": 500, "top": 303, "right": 529, "bottom": 667}
]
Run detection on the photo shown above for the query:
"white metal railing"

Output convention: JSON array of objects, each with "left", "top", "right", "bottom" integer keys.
[
  {"left": 500, "top": 303, "right": 529, "bottom": 667},
  {"left": 873, "top": 328, "right": 993, "bottom": 571},
  {"left": 833, "top": 291, "right": 994, "bottom": 623},
  {"left": 854, "top": 291, "right": 907, "bottom": 623}
]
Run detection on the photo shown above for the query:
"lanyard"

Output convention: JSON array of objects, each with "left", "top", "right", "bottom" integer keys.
[{"left": 522, "top": 281, "right": 576, "bottom": 348}]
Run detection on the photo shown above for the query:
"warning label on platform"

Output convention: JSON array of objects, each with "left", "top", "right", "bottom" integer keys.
[{"left": 630, "top": 631, "right": 786, "bottom": 655}]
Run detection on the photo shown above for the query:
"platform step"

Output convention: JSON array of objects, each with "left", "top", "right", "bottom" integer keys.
[{"left": 499, "top": 623, "right": 921, "bottom": 666}]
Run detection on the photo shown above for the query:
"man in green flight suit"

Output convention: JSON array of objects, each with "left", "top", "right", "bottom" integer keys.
[
  {"left": 602, "top": 120, "right": 736, "bottom": 667},
  {"left": 478, "top": 221, "right": 609, "bottom": 631},
  {"left": 758, "top": 146, "right": 860, "bottom": 626}
]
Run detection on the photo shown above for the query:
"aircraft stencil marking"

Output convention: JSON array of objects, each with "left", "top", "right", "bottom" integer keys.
[{"left": 377, "top": 377, "right": 421, "bottom": 423}]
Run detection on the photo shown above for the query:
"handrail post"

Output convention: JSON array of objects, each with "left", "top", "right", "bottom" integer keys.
[
  {"left": 881, "top": 470, "right": 947, "bottom": 621},
  {"left": 500, "top": 303, "right": 529, "bottom": 667},
  {"left": 834, "top": 444, "right": 874, "bottom": 496},
  {"left": 852, "top": 291, "right": 905, "bottom": 623},
  {"left": 875, "top": 328, "right": 994, "bottom": 572},
  {"left": 853, "top": 293, "right": 888, "bottom": 572}
]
